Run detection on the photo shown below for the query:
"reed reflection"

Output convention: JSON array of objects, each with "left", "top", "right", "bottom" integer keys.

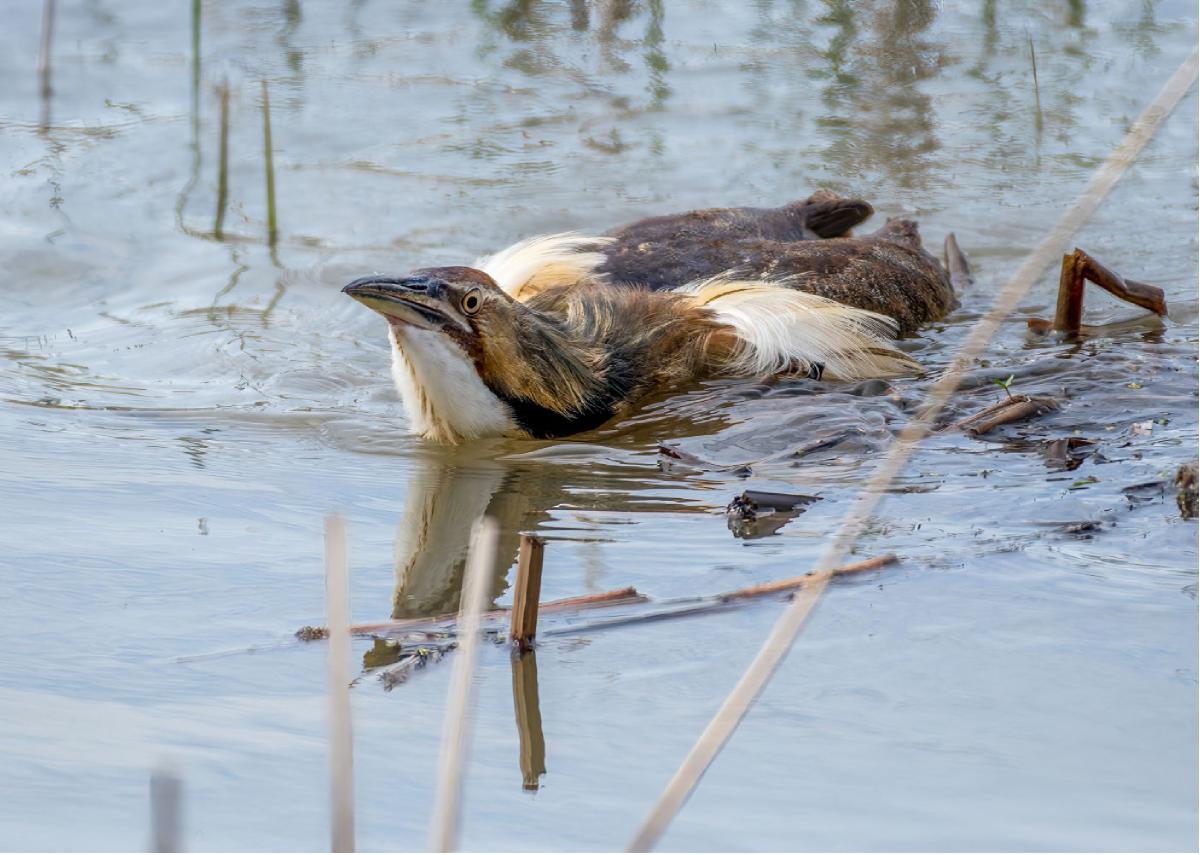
[
  {"left": 511, "top": 650, "right": 547, "bottom": 791},
  {"left": 37, "top": 0, "right": 56, "bottom": 135}
]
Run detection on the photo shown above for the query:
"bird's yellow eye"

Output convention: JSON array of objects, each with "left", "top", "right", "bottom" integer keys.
[{"left": 461, "top": 289, "right": 482, "bottom": 315}]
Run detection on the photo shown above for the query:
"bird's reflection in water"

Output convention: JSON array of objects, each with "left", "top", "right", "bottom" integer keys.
[
  {"left": 387, "top": 385, "right": 739, "bottom": 620},
  {"left": 388, "top": 446, "right": 687, "bottom": 619},
  {"left": 382, "top": 386, "right": 788, "bottom": 789},
  {"left": 389, "top": 452, "right": 520, "bottom": 620},
  {"left": 387, "top": 444, "right": 654, "bottom": 793}
]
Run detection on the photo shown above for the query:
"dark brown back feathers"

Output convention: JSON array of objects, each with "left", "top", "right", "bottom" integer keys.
[{"left": 596, "top": 200, "right": 956, "bottom": 336}]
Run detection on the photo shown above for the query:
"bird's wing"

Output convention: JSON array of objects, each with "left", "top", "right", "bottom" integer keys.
[{"left": 677, "top": 275, "right": 922, "bottom": 381}]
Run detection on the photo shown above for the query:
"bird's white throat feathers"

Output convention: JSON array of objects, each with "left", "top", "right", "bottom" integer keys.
[{"left": 388, "top": 326, "right": 516, "bottom": 444}]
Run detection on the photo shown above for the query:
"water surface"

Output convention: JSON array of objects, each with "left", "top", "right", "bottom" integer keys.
[{"left": 1, "top": 1, "right": 1197, "bottom": 850}]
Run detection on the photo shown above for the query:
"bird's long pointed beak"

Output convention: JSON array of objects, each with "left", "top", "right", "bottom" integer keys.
[{"left": 342, "top": 275, "right": 449, "bottom": 329}]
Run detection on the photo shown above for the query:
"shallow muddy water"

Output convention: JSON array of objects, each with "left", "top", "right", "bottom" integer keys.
[{"left": 1, "top": 1, "right": 1197, "bottom": 850}]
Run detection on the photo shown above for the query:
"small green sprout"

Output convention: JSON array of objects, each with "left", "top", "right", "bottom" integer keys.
[{"left": 994, "top": 374, "right": 1016, "bottom": 399}]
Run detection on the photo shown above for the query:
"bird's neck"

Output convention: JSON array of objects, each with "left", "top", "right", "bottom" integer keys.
[
  {"left": 388, "top": 325, "right": 521, "bottom": 444},
  {"left": 385, "top": 299, "right": 620, "bottom": 443},
  {"left": 386, "top": 289, "right": 723, "bottom": 443},
  {"left": 479, "top": 287, "right": 725, "bottom": 437},
  {"left": 471, "top": 302, "right": 622, "bottom": 439}
]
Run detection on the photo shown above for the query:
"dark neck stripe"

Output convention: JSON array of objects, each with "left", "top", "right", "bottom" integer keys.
[{"left": 494, "top": 391, "right": 615, "bottom": 439}]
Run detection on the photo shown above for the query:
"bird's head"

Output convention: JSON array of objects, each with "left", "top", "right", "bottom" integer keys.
[
  {"left": 343, "top": 265, "right": 502, "bottom": 341},
  {"left": 343, "top": 267, "right": 611, "bottom": 443}
]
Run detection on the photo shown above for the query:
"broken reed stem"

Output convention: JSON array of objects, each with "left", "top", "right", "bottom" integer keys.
[
  {"left": 1039, "top": 248, "right": 1168, "bottom": 334},
  {"left": 1028, "top": 31, "right": 1043, "bottom": 134},
  {"left": 174, "top": 0, "right": 202, "bottom": 239},
  {"left": 510, "top": 535, "right": 545, "bottom": 651},
  {"left": 1054, "top": 250, "right": 1085, "bottom": 332},
  {"left": 1075, "top": 251, "right": 1167, "bottom": 315},
  {"left": 626, "top": 48, "right": 1200, "bottom": 853},
  {"left": 38, "top": 0, "right": 56, "bottom": 134},
  {"left": 325, "top": 515, "right": 355, "bottom": 853},
  {"left": 430, "top": 518, "right": 498, "bottom": 853},
  {"left": 190, "top": 0, "right": 200, "bottom": 142},
  {"left": 213, "top": 82, "right": 230, "bottom": 240},
  {"left": 261, "top": 80, "right": 278, "bottom": 248}
]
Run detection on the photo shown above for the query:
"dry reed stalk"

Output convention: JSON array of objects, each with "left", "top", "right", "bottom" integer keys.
[
  {"left": 149, "top": 765, "right": 183, "bottom": 852},
  {"left": 429, "top": 518, "right": 498, "bottom": 852},
  {"left": 1039, "top": 247, "right": 1169, "bottom": 334},
  {"left": 325, "top": 515, "right": 355, "bottom": 853}
]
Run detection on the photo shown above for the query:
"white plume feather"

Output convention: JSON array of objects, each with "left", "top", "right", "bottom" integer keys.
[
  {"left": 476, "top": 232, "right": 613, "bottom": 301},
  {"left": 677, "top": 275, "right": 922, "bottom": 381}
]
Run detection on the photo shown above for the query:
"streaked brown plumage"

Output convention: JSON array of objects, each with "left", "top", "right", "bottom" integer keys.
[{"left": 344, "top": 193, "right": 962, "bottom": 443}]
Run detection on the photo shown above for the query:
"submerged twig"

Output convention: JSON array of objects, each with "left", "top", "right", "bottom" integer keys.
[
  {"left": 541, "top": 555, "right": 897, "bottom": 637},
  {"left": 658, "top": 429, "right": 853, "bottom": 474},
  {"left": 302, "top": 557, "right": 897, "bottom": 654},
  {"left": 297, "top": 587, "right": 646, "bottom": 641},
  {"left": 378, "top": 642, "right": 454, "bottom": 690},
  {"left": 948, "top": 394, "right": 1059, "bottom": 435}
]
